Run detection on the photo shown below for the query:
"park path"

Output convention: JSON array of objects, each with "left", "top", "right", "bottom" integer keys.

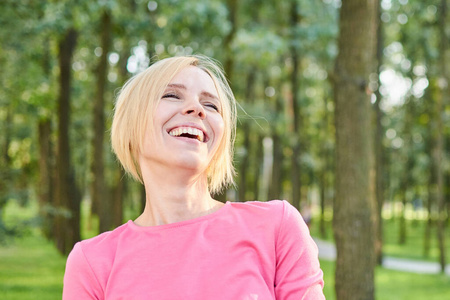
[{"left": 314, "top": 238, "right": 450, "bottom": 276}]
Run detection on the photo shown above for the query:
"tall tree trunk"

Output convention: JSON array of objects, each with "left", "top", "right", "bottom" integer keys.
[
  {"left": 290, "top": 0, "right": 302, "bottom": 210},
  {"left": 424, "top": 102, "right": 435, "bottom": 258},
  {"left": 211, "top": 0, "right": 238, "bottom": 203},
  {"left": 424, "top": 181, "right": 433, "bottom": 258},
  {"left": 38, "top": 119, "right": 54, "bottom": 239},
  {"left": 269, "top": 80, "right": 284, "bottom": 200},
  {"left": 319, "top": 95, "right": 332, "bottom": 239},
  {"left": 112, "top": 168, "right": 126, "bottom": 226},
  {"left": 92, "top": 10, "right": 112, "bottom": 233},
  {"left": 238, "top": 68, "right": 256, "bottom": 202},
  {"left": 333, "top": 0, "right": 378, "bottom": 299},
  {"left": 435, "top": 0, "right": 447, "bottom": 273},
  {"left": 38, "top": 37, "right": 54, "bottom": 240},
  {"left": 253, "top": 135, "right": 264, "bottom": 200},
  {"left": 55, "top": 28, "right": 81, "bottom": 255},
  {"left": 2, "top": 104, "right": 12, "bottom": 166},
  {"left": 223, "top": 0, "right": 238, "bottom": 81},
  {"left": 373, "top": 0, "right": 385, "bottom": 265},
  {"left": 398, "top": 174, "right": 408, "bottom": 244}
]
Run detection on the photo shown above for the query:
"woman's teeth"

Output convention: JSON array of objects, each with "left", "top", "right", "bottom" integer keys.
[{"left": 169, "top": 127, "right": 205, "bottom": 142}]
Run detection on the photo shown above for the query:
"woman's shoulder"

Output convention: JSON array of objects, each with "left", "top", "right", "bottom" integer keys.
[
  {"left": 229, "top": 199, "right": 293, "bottom": 214},
  {"left": 71, "top": 221, "right": 131, "bottom": 261},
  {"left": 227, "top": 200, "right": 297, "bottom": 226},
  {"left": 228, "top": 200, "right": 304, "bottom": 231}
]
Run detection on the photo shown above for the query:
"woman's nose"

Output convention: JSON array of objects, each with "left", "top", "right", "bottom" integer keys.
[{"left": 183, "top": 99, "right": 205, "bottom": 119}]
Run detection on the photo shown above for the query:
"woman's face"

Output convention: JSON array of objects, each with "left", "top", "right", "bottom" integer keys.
[{"left": 139, "top": 66, "right": 225, "bottom": 177}]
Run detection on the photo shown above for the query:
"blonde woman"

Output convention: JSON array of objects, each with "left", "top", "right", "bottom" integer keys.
[{"left": 63, "top": 55, "right": 325, "bottom": 299}]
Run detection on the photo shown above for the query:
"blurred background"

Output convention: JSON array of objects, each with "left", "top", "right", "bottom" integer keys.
[{"left": 0, "top": 0, "right": 449, "bottom": 299}]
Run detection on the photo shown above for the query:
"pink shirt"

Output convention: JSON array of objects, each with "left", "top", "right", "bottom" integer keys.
[{"left": 63, "top": 200, "right": 324, "bottom": 299}]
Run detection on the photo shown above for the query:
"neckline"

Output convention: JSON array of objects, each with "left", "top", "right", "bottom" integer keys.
[{"left": 128, "top": 201, "right": 231, "bottom": 231}]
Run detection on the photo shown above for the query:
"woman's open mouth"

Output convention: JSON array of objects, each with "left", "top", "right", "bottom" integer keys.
[{"left": 168, "top": 127, "right": 207, "bottom": 142}]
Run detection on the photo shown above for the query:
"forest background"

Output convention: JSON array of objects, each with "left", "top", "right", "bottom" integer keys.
[{"left": 0, "top": 0, "right": 449, "bottom": 299}]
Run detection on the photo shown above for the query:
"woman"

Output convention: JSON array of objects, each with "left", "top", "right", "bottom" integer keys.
[{"left": 63, "top": 55, "right": 325, "bottom": 299}]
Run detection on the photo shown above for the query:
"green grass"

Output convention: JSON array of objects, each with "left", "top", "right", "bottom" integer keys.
[
  {"left": 0, "top": 235, "right": 66, "bottom": 300},
  {"left": 1, "top": 201, "right": 449, "bottom": 299},
  {"left": 310, "top": 213, "right": 450, "bottom": 263},
  {"left": 320, "top": 259, "right": 450, "bottom": 300},
  {"left": 1, "top": 234, "right": 448, "bottom": 300}
]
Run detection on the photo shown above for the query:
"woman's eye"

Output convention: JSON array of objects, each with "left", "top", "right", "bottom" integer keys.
[
  {"left": 205, "top": 103, "right": 219, "bottom": 112},
  {"left": 162, "top": 93, "right": 179, "bottom": 99}
]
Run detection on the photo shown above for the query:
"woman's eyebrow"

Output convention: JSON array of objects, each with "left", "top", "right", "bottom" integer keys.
[
  {"left": 167, "top": 83, "right": 218, "bottom": 100},
  {"left": 167, "top": 83, "right": 186, "bottom": 90},
  {"left": 201, "top": 91, "right": 219, "bottom": 101}
]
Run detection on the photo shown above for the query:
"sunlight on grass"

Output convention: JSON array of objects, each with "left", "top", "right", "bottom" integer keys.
[
  {"left": 310, "top": 212, "right": 450, "bottom": 263},
  {"left": 1, "top": 201, "right": 449, "bottom": 299},
  {"left": 0, "top": 235, "right": 66, "bottom": 300},
  {"left": 320, "top": 259, "right": 450, "bottom": 300}
]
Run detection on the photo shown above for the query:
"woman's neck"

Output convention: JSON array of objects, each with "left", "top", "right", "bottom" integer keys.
[{"left": 134, "top": 169, "right": 222, "bottom": 227}]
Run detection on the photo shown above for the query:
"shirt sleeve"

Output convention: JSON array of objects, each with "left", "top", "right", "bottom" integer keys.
[
  {"left": 63, "top": 242, "right": 103, "bottom": 300},
  {"left": 274, "top": 201, "right": 325, "bottom": 300}
]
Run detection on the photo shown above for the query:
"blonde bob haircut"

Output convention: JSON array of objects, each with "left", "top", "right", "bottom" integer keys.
[{"left": 111, "top": 55, "right": 236, "bottom": 195}]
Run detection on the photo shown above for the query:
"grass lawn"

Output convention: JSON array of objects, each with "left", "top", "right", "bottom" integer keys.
[
  {"left": 1, "top": 232, "right": 449, "bottom": 300},
  {"left": 1, "top": 201, "right": 449, "bottom": 299},
  {"left": 320, "top": 259, "right": 450, "bottom": 300},
  {"left": 0, "top": 234, "right": 66, "bottom": 300},
  {"left": 310, "top": 214, "right": 450, "bottom": 263}
]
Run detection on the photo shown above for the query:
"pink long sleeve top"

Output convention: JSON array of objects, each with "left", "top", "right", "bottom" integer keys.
[{"left": 63, "top": 200, "right": 325, "bottom": 299}]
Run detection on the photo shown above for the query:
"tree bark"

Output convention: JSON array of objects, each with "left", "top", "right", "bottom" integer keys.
[
  {"left": 223, "top": 0, "right": 238, "bottom": 81},
  {"left": 290, "top": 0, "right": 302, "bottom": 210},
  {"left": 435, "top": 0, "right": 447, "bottom": 273},
  {"left": 373, "top": 0, "right": 385, "bottom": 265},
  {"left": 319, "top": 94, "right": 332, "bottom": 239},
  {"left": 38, "top": 119, "right": 54, "bottom": 239},
  {"left": 91, "top": 10, "right": 112, "bottom": 233},
  {"left": 252, "top": 135, "right": 264, "bottom": 200},
  {"left": 238, "top": 68, "right": 256, "bottom": 202},
  {"left": 269, "top": 79, "right": 284, "bottom": 200},
  {"left": 333, "top": 0, "right": 378, "bottom": 299},
  {"left": 55, "top": 27, "right": 81, "bottom": 255}
]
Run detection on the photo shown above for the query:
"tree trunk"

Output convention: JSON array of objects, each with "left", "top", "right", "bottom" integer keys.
[
  {"left": 253, "top": 135, "right": 264, "bottom": 200},
  {"left": 38, "top": 119, "right": 54, "bottom": 239},
  {"left": 423, "top": 183, "right": 432, "bottom": 258},
  {"left": 435, "top": 0, "right": 447, "bottom": 273},
  {"left": 333, "top": 0, "right": 378, "bottom": 299},
  {"left": 290, "top": 0, "right": 302, "bottom": 210},
  {"left": 269, "top": 80, "right": 284, "bottom": 200},
  {"left": 223, "top": 0, "right": 238, "bottom": 81},
  {"left": 319, "top": 95, "right": 331, "bottom": 239},
  {"left": 91, "top": 10, "right": 112, "bottom": 233},
  {"left": 2, "top": 104, "right": 12, "bottom": 166},
  {"left": 424, "top": 108, "right": 435, "bottom": 258},
  {"left": 398, "top": 178, "right": 407, "bottom": 244},
  {"left": 373, "top": 0, "right": 385, "bottom": 265},
  {"left": 238, "top": 68, "right": 256, "bottom": 202},
  {"left": 112, "top": 168, "right": 125, "bottom": 227},
  {"left": 55, "top": 27, "right": 81, "bottom": 255}
]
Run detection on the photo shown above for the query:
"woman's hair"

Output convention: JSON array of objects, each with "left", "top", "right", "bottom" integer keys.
[{"left": 111, "top": 55, "right": 236, "bottom": 194}]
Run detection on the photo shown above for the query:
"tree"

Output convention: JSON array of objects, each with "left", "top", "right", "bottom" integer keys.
[
  {"left": 332, "top": 0, "right": 378, "bottom": 299},
  {"left": 91, "top": 8, "right": 113, "bottom": 233},
  {"left": 373, "top": 0, "right": 386, "bottom": 265},
  {"left": 54, "top": 27, "right": 81, "bottom": 255},
  {"left": 289, "top": 0, "right": 302, "bottom": 210},
  {"left": 435, "top": 0, "right": 447, "bottom": 273}
]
